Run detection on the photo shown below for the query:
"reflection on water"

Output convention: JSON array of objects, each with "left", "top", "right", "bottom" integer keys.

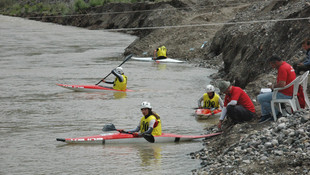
[
  {"left": 152, "top": 62, "right": 167, "bottom": 70},
  {"left": 137, "top": 144, "right": 162, "bottom": 167},
  {"left": 113, "top": 92, "right": 127, "bottom": 99}
]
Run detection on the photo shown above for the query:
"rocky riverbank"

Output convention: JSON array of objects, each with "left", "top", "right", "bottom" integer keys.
[
  {"left": 1, "top": 0, "right": 310, "bottom": 174},
  {"left": 191, "top": 109, "right": 310, "bottom": 174}
]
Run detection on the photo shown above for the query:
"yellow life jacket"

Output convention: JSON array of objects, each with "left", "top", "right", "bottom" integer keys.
[
  {"left": 203, "top": 93, "right": 220, "bottom": 108},
  {"left": 140, "top": 115, "right": 162, "bottom": 136},
  {"left": 113, "top": 75, "right": 127, "bottom": 90},
  {"left": 156, "top": 46, "right": 167, "bottom": 58}
]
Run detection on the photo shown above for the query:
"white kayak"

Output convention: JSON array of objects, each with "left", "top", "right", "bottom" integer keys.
[
  {"left": 56, "top": 132, "right": 221, "bottom": 144},
  {"left": 131, "top": 57, "right": 185, "bottom": 63}
]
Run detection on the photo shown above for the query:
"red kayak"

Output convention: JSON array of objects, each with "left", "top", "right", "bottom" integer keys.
[
  {"left": 195, "top": 108, "right": 222, "bottom": 120},
  {"left": 56, "top": 132, "right": 221, "bottom": 144},
  {"left": 56, "top": 83, "right": 133, "bottom": 92}
]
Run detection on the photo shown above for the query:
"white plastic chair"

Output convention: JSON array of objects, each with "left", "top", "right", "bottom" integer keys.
[{"left": 270, "top": 76, "right": 301, "bottom": 121}]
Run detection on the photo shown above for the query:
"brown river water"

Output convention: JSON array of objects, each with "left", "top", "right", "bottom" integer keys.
[{"left": 0, "top": 15, "right": 218, "bottom": 175}]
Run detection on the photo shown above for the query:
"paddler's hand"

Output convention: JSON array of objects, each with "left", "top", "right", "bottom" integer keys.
[
  {"left": 101, "top": 79, "right": 105, "bottom": 82},
  {"left": 132, "top": 132, "right": 139, "bottom": 137},
  {"left": 138, "top": 133, "right": 145, "bottom": 137},
  {"left": 117, "top": 129, "right": 125, "bottom": 133}
]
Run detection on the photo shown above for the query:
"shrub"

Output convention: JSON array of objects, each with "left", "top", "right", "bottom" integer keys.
[
  {"left": 89, "top": 0, "right": 104, "bottom": 7},
  {"left": 74, "top": 0, "right": 89, "bottom": 12}
]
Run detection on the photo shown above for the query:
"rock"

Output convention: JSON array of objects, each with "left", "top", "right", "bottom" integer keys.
[
  {"left": 271, "top": 139, "right": 279, "bottom": 146},
  {"left": 274, "top": 150, "right": 283, "bottom": 156},
  {"left": 264, "top": 142, "right": 273, "bottom": 148},
  {"left": 301, "top": 115, "right": 310, "bottom": 123},
  {"left": 277, "top": 123, "right": 286, "bottom": 130}
]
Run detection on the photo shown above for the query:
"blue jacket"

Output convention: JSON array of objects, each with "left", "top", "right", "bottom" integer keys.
[{"left": 303, "top": 49, "right": 310, "bottom": 66}]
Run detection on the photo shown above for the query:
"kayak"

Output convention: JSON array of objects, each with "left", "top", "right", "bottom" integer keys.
[
  {"left": 131, "top": 57, "right": 185, "bottom": 63},
  {"left": 195, "top": 108, "right": 222, "bottom": 120},
  {"left": 56, "top": 83, "right": 133, "bottom": 92},
  {"left": 56, "top": 132, "right": 221, "bottom": 144}
]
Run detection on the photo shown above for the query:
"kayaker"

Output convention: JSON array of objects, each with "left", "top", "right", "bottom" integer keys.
[
  {"left": 217, "top": 81, "right": 256, "bottom": 129},
  {"left": 197, "top": 84, "right": 224, "bottom": 110},
  {"left": 153, "top": 46, "right": 167, "bottom": 60},
  {"left": 121, "top": 101, "right": 162, "bottom": 136},
  {"left": 101, "top": 67, "right": 127, "bottom": 90}
]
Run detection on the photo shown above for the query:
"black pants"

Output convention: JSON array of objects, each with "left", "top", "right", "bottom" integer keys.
[
  {"left": 227, "top": 105, "right": 254, "bottom": 123},
  {"left": 293, "top": 63, "right": 310, "bottom": 75}
]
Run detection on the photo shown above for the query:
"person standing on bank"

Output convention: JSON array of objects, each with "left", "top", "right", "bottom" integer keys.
[
  {"left": 153, "top": 46, "right": 167, "bottom": 60},
  {"left": 217, "top": 81, "right": 256, "bottom": 129},
  {"left": 197, "top": 84, "right": 224, "bottom": 110},
  {"left": 257, "top": 55, "right": 296, "bottom": 123},
  {"left": 122, "top": 101, "right": 162, "bottom": 137},
  {"left": 101, "top": 67, "right": 127, "bottom": 91},
  {"left": 293, "top": 38, "right": 310, "bottom": 75}
]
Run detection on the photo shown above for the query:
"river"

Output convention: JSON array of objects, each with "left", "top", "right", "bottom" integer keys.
[{"left": 0, "top": 15, "right": 218, "bottom": 175}]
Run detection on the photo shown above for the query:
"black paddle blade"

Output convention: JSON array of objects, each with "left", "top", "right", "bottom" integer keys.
[
  {"left": 102, "top": 123, "right": 117, "bottom": 131},
  {"left": 143, "top": 134, "right": 155, "bottom": 143},
  {"left": 56, "top": 138, "right": 66, "bottom": 142}
]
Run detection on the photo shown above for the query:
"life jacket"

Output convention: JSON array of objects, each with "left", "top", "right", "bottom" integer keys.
[
  {"left": 157, "top": 46, "right": 167, "bottom": 58},
  {"left": 113, "top": 75, "right": 127, "bottom": 90},
  {"left": 203, "top": 93, "right": 220, "bottom": 108},
  {"left": 140, "top": 115, "right": 162, "bottom": 136}
]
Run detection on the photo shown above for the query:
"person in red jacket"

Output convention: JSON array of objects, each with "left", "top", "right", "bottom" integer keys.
[
  {"left": 217, "top": 81, "right": 256, "bottom": 129},
  {"left": 257, "top": 55, "right": 296, "bottom": 123}
]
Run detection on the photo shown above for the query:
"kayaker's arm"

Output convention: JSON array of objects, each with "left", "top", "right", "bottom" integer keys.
[
  {"left": 126, "top": 126, "right": 140, "bottom": 133},
  {"left": 102, "top": 69, "right": 124, "bottom": 84},
  {"left": 111, "top": 69, "right": 124, "bottom": 82},
  {"left": 197, "top": 96, "right": 203, "bottom": 108},
  {"left": 143, "top": 127, "right": 153, "bottom": 134},
  {"left": 127, "top": 119, "right": 155, "bottom": 135},
  {"left": 103, "top": 80, "right": 114, "bottom": 84}
]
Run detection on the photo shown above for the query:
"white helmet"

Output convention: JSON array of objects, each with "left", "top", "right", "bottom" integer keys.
[
  {"left": 141, "top": 101, "right": 152, "bottom": 109},
  {"left": 206, "top": 84, "right": 215, "bottom": 93},
  {"left": 115, "top": 67, "right": 123, "bottom": 74}
]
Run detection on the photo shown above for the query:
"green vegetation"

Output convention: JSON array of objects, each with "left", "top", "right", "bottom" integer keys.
[{"left": 0, "top": 0, "right": 163, "bottom": 16}]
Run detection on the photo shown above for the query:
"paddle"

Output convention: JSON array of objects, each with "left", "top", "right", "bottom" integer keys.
[
  {"left": 95, "top": 54, "right": 133, "bottom": 85},
  {"left": 102, "top": 124, "right": 155, "bottom": 143}
]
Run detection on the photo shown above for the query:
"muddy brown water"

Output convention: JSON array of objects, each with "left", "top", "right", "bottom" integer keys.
[{"left": 0, "top": 15, "right": 218, "bottom": 174}]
